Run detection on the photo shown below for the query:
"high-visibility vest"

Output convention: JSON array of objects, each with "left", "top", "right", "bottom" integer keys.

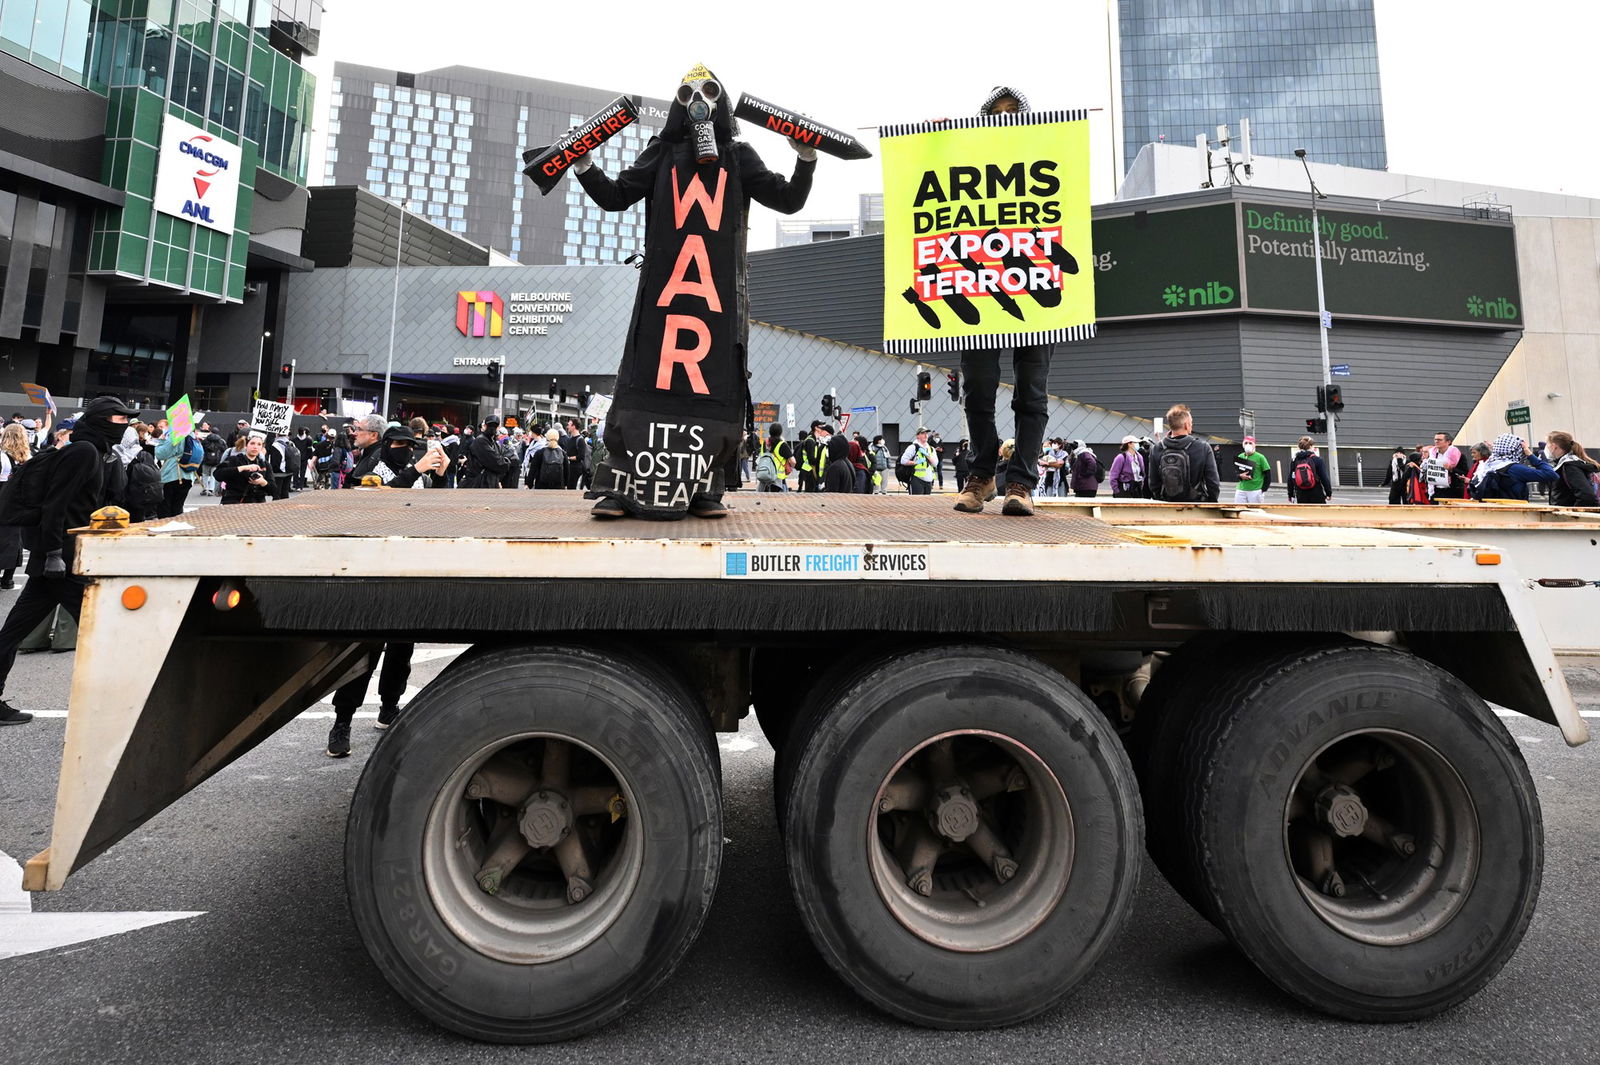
[{"left": 905, "top": 444, "right": 932, "bottom": 479}]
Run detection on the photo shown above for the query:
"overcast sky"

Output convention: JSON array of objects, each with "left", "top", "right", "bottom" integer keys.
[{"left": 305, "top": 0, "right": 1599, "bottom": 251}]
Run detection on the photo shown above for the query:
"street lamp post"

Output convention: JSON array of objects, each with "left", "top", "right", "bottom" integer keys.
[
  {"left": 1295, "top": 148, "right": 1338, "bottom": 488},
  {"left": 382, "top": 200, "right": 410, "bottom": 421},
  {"left": 257, "top": 329, "right": 271, "bottom": 404}
]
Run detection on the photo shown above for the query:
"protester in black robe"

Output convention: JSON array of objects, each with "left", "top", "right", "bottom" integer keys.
[{"left": 570, "top": 63, "right": 815, "bottom": 520}]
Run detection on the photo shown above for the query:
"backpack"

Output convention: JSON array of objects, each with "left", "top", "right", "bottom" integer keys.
[
  {"left": 0, "top": 446, "right": 69, "bottom": 527},
  {"left": 871, "top": 445, "right": 890, "bottom": 472},
  {"left": 178, "top": 435, "right": 203, "bottom": 477},
  {"left": 1470, "top": 468, "right": 1509, "bottom": 502},
  {"left": 534, "top": 446, "right": 566, "bottom": 489},
  {"left": 1153, "top": 440, "right": 1195, "bottom": 502},
  {"left": 100, "top": 450, "right": 129, "bottom": 510},
  {"left": 1078, "top": 450, "right": 1103, "bottom": 481},
  {"left": 754, "top": 448, "right": 778, "bottom": 485},
  {"left": 124, "top": 452, "right": 163, "bottom": 511},
  {"left": 1292, "top": 457, "right": 1319, "bottom": 492},
  {"left": 201, "top": 434, "right": 223, "bottom": 465}
]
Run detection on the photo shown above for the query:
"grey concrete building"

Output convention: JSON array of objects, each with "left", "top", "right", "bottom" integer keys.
[
  {"left": 322, "top": 62, "right": 670, "bottom": 265},
  {"left": 265, "top": 262, "right": 1147, "bottom": 447}
]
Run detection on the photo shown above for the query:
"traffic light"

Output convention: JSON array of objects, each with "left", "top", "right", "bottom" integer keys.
[
  {"left": 946, "top": 371, "right": 959, "bottom": 401},
  {"left": 1315, "top": 384, "right": 1345, "bottom": 413},
  {"left": 548, "top": 378, "right": 558, "bottom": 398},
  {"left": 909, "top": 398, "right": 919, "bottom": 415},
  {"left": 1305, "top": 416, "right": 1328, "bottom": 434},
  {"left": 916, "top": 371, "right": 931, "bottom": 402},
  {"left": 487, "top": 360, "right": 501, "bottom": 385},
  {"left": 821, "top": 394, "right": 835, "bottom": 417},
  {"left": 559, "top": 389, "right": 568, "bottom": 404},
  {"left": 580, "top": 389, "right": 593, "bottom": 413},
  {"left": 279, "top": 363, "right": 292, "bottom": 380}
]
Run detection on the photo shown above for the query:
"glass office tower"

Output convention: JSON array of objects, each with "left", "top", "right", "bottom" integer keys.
[
  {"left": 1120, "top": 0, "right": 1386, "bottom": 171},
  {"left": 1, "top": 1, "right": 317, "bottom": 402}
]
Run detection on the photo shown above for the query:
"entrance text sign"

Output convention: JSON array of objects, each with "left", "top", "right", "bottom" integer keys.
[{"left": 880, "top": 110, "right": 1096, "bottom": 355}]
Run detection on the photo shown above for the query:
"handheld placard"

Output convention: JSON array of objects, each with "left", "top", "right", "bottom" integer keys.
[
  {"left": 521, "top": 95, "right": 643, "bottom": 195},
  {"left": 733, "top": 94, "right": 872, "bottom": 160}
]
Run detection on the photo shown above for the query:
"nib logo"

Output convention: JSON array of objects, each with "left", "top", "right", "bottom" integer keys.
[
  {"left": 1161, "top": 281, "right": 1236, "bottom": 309},
  {"left": 1467, "top": 295, "right": 1518, "bottom": 320}
]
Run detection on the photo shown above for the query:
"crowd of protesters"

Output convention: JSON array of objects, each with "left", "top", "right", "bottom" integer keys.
[{"left": 0, "top": 395, "right": 1594, "bottom": 736}]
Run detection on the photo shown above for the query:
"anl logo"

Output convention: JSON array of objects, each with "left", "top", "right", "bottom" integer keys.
[
  {"left": 1466, "top": 295, "right": 1518, "bottom": 320},
  {"left": 1161, "top": 281, "right": 1236, "bottom": 308}
]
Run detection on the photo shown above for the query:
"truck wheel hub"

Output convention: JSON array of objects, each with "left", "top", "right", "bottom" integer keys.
[{"left": 519, "top": 791, "right": 573, "bottom": 848}]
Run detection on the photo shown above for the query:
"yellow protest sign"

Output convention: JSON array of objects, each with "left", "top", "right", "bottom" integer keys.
[{"left": 880, "top": 110, "right": 1095, "bottom": 354}]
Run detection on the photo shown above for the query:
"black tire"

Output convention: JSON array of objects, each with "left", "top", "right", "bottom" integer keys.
[
  {"left": 346, "top": 643, "right": 723, "bottom": 1043},
  {"left": 1132, "top": 632, "right": 1245, "bottom": 909},
  {"left": 1140, "top": 634, "right": 1347, "bottom": 917},
  {"left": 784, "top": 646, "right": 1143, "bottom": 1028},
  {"left": 772, "top": 649, "right": 897, "bottom": 830},
  {"left": 1175, "top": 644, "right": 1542, "bottom": 1020}
]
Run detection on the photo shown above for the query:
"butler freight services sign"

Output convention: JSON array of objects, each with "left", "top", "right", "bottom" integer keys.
[{"left": 153, "top": 116, "right": 242, "bottom": 234}]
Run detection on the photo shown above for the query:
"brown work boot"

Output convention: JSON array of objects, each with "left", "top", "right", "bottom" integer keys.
[
  {"left": 953, "top": 475, "right": 996, "bottom": 513},
  {"left": 1001, "top": 482, "right": 1035, "bottom": 516}
]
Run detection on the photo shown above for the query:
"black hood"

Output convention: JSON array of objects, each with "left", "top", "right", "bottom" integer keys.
[{"left": 70, "top": 395, "right": 139, "bottom": 451}]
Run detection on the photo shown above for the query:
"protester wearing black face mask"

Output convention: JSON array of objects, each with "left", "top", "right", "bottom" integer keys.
[
  {"left": 0, "top": 395, "right": 138, "bottom": 725},
  {"left": 343, "top": 416, "right": 447, "bottom": 489}
]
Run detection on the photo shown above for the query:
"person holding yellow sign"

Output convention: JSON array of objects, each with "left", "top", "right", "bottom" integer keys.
[{"left": 878, "top": 87, "right": 1097, "bottom": 518}]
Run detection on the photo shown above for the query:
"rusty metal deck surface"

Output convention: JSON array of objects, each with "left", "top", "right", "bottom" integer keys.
[{"left": 134, "top": 490, "right": 1138, "bottom": 546}]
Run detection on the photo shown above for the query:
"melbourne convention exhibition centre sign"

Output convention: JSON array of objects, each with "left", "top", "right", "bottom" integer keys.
[{"left": 1091, "top": 196, "right": 1522, "bottom": 330}]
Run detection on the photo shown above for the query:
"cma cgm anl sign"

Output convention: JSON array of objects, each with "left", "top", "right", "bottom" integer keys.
[
  {"left": 152, "top": 116, "right": 241, "bottom": 234},
  {"left": 455, "top": 290, "right": 575, "bottom": 337}
]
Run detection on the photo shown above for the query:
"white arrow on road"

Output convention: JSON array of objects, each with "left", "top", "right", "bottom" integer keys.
[{"left": 0, "top": 851, "right": 203, "bottom": 960}]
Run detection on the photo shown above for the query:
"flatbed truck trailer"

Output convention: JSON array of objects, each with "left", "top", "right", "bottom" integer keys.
[{"left": 20, "top": 491, "right": 1597, "bottom": 1042}]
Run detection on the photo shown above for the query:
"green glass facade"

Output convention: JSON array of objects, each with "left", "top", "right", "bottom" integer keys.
[{"left": 0, "top": 0, "right": 315, "bottom": 300}]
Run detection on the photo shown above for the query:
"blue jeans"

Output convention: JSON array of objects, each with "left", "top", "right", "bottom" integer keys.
[{"left": 962, "top": 344, "right": 1053, "bottom": 492}]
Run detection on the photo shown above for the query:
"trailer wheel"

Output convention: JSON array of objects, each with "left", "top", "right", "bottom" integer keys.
[
  {"left": 784, "top": 647, "right": 1142, "bottom": 1027},
  {"left": 1140, "top": 635, "right": 1346, "bottom": 916},
  {"left": 346, "top": 644, "right": 722, "bottom": 1043},
  {"left": 1177, "top": 644, "right": 1542, "bottom": 1020}
]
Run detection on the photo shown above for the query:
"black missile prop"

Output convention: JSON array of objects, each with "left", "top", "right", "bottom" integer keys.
[
  {"left": 733, "top": 93, "right": 872, "bottom": 160},
  {"left": 521, "top": 95, "right": 642, "bottom": 195}
]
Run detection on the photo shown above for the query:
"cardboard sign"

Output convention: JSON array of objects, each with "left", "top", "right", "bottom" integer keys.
[
  {"left": 251, "top": 398, "right": 292, "bottom": 436},
  {"left": 733, "top": 94, "right": 873, "bottom": 160},
  {"left": 880, "top": 109, "right": 1096, "bottom": 354},
  {"left": 585, "top": 393, "right": 613, "bottom": 420},
  {"left": 20, "top": 382, "right": 53, "bottom": 410},
  {"left": 166, "top": 394, "right": 194, "bottom": 438},
  {"left": 521, "top": 96, "right": 642, "bottom": 195}
]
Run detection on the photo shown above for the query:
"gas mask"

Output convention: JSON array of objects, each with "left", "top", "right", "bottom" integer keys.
[{"left": 677, "top": 63, "right": 722, "bottom": 164}]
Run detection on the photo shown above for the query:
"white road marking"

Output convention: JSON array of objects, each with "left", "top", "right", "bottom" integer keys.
[{"left": 0, "top": 851, "right": 202, "bottom": 961}]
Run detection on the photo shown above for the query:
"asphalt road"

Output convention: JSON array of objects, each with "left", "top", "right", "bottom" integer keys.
[{"left": 2, "top": 630, "right": 1598, "bottom": 1065}]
